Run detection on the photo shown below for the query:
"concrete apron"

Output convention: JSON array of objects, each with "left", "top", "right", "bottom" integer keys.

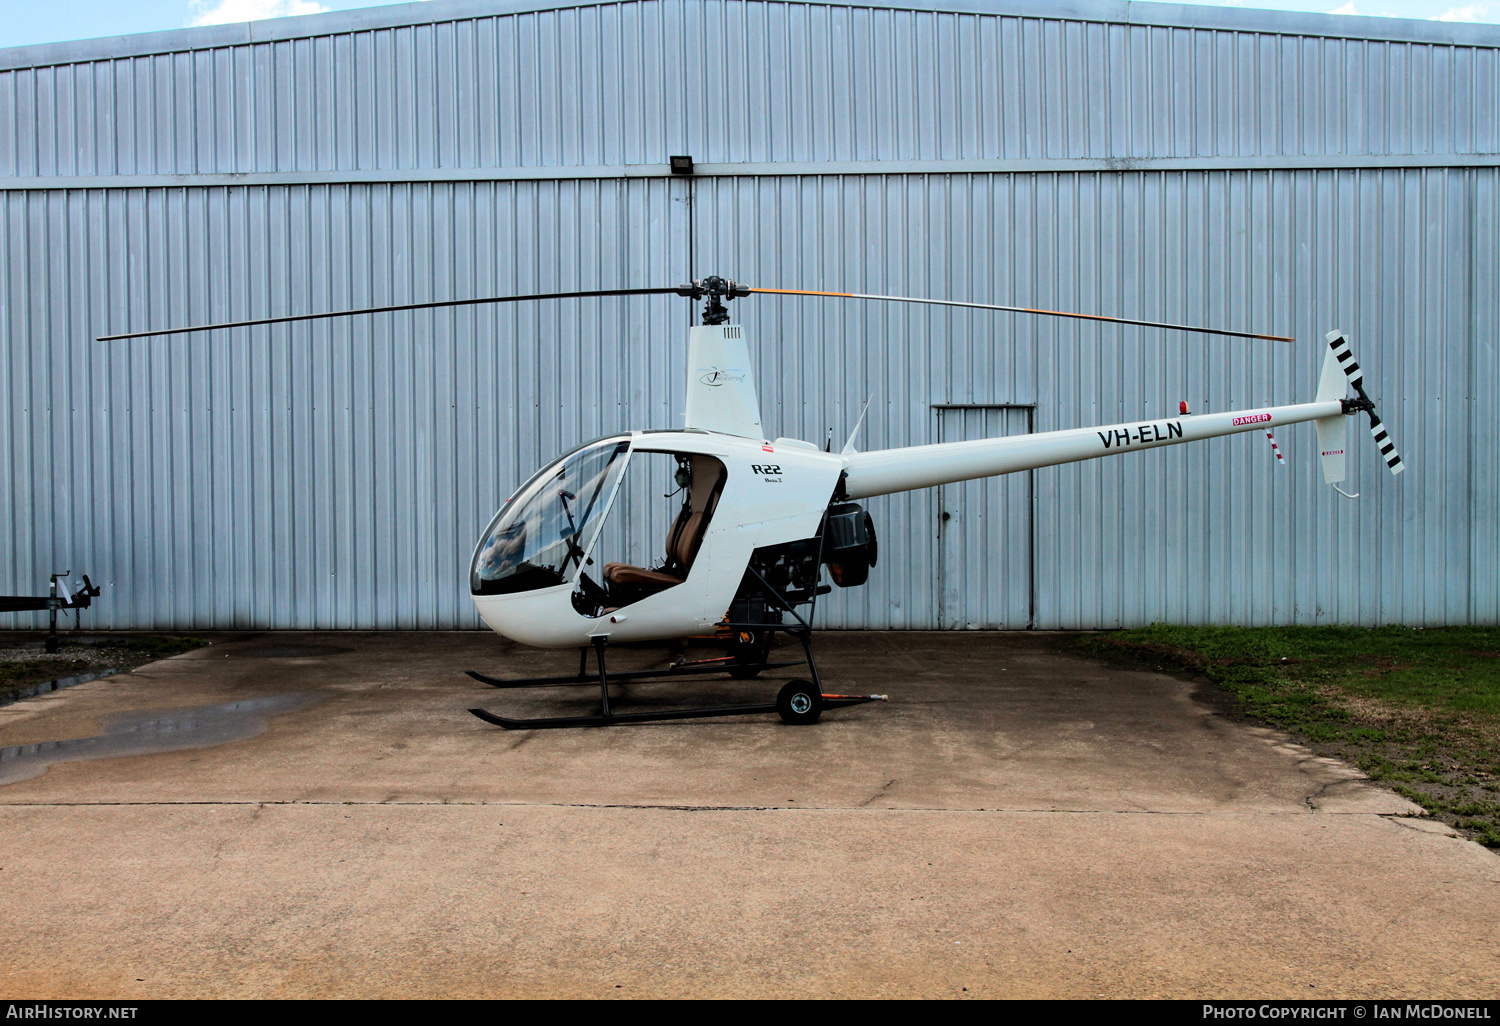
[{"left": 0, "top": 632, "right": 1494, "bottom": 998}]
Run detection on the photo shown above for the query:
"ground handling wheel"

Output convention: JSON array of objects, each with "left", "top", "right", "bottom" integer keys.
[{"left": 776, "top": 679, "right": 823, "bottom": 725}]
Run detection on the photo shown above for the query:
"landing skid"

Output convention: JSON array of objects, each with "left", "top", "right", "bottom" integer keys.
[
  {"left": 468, "top": 606, "right": 885, "bottom": 729},
  {"left": 466, "top": 659, "right": 804, "bottom": 689},
  {"left": 469, "top": 694, "right": 880, "bottom": 730}
]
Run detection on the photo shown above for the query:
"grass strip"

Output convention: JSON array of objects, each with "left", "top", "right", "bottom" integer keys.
[{"left": 1075, "top": 625, "right": 1500, "bottom": 848}]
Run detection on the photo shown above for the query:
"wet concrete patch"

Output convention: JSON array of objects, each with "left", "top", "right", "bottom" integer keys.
[
  {"left": 0, "top": 692, "right": 323, "bottom": 786},
  {"left": 0, "top": 668, "right": 119, "bottom": 709}
]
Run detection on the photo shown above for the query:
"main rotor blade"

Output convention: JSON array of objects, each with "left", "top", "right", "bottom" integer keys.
[
  {"left": 95, "top": 287, "right": 683, "bottom": 342},
  {"left": 749, "top": 288, "right": 1294, "bottom": 343},
  {"left": 98, "top": 281, "right": 1295, "bottom": 343}
]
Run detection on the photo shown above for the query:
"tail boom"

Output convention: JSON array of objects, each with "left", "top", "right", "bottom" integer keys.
[{"left": 841, "top": 400, "right": 1346, "bottom": 499}]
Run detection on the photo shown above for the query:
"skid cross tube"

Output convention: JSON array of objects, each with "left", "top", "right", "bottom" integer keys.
[{"left": 594, "top": 636, "right": 612, "bottom": 717}]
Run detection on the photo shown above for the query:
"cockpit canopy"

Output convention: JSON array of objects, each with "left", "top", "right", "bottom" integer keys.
[{"left": 470, "top": 437, "right": 630, "bottom": 596}]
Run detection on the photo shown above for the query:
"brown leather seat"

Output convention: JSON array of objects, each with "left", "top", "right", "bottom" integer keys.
[
  {"left": 602, "top": 456, "right": 725, "bottom": 591},
  {"left": 601, "top": 563, "right": 684, "bottom": 587}
]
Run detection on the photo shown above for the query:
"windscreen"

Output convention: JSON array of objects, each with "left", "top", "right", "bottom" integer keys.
[{"left": 470, "top": 439, "right": 631, "bottom": 596}]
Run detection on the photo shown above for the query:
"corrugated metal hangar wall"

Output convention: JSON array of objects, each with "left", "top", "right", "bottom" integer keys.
[{"left": 1, "top": 0, "right": 1496, "bottom": 630}]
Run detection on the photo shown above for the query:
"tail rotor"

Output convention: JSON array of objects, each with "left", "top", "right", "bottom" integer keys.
[{"left": 1325, "top": 330, "right": 1405, "bottom": 477}]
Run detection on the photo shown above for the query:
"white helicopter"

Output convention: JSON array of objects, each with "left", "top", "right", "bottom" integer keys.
[{"left": 102, "top": 276, "right": 1402, "bottom": 729}]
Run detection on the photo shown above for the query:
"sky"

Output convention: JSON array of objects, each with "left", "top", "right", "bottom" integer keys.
[{"left": 0, "top": 0, "right": 1496, "bottom": 51}]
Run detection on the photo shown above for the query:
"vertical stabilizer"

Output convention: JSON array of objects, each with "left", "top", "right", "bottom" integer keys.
[
  {"left": 1316, "top": 336, "right": 1348, "bottom": 403},
  {"left": 685, "top": 324, "right": 763, "bottom": 438},
  {"left": 1314, "top": 337, "right": 1348, "bottom": 484},
  {"left": 1315, "top": 414, "right": 1348, "bottom": 483}
]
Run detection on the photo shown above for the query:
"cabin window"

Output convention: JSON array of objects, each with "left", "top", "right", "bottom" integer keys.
[{"left": 470, "top": 439, "right": 631, "bottom": 596}]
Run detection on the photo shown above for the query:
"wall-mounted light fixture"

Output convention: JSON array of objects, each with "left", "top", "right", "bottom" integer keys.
[{"left": 669, "top": 155, "right": 695, "bottom": 175}]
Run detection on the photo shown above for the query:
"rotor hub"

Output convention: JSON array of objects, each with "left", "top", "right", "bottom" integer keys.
[{"left": 677, "top": 276, "right": 751, "bottom": 325}]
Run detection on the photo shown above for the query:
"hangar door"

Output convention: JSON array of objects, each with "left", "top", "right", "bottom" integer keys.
[{"left": 935, "top": 406, "right": 1034, "bottom": 629}]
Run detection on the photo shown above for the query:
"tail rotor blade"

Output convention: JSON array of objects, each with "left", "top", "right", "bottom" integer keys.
[
  {"left": 1368, "top": 414, "right": 1405, "bottom": 476},
  {"left": 1325, "top": 331, "right": 1364, "bottom": 388}
]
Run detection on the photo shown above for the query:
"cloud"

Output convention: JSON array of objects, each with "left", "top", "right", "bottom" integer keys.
[
  {"left": 1435, "top": 0, "right": 1500, "bottom": 20},
  {"left": 189, "top": 0, "right": 331, "bottom": 27},
  {"left": 1328, "top": 2, "right": 1359, "bottom": 13}
]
